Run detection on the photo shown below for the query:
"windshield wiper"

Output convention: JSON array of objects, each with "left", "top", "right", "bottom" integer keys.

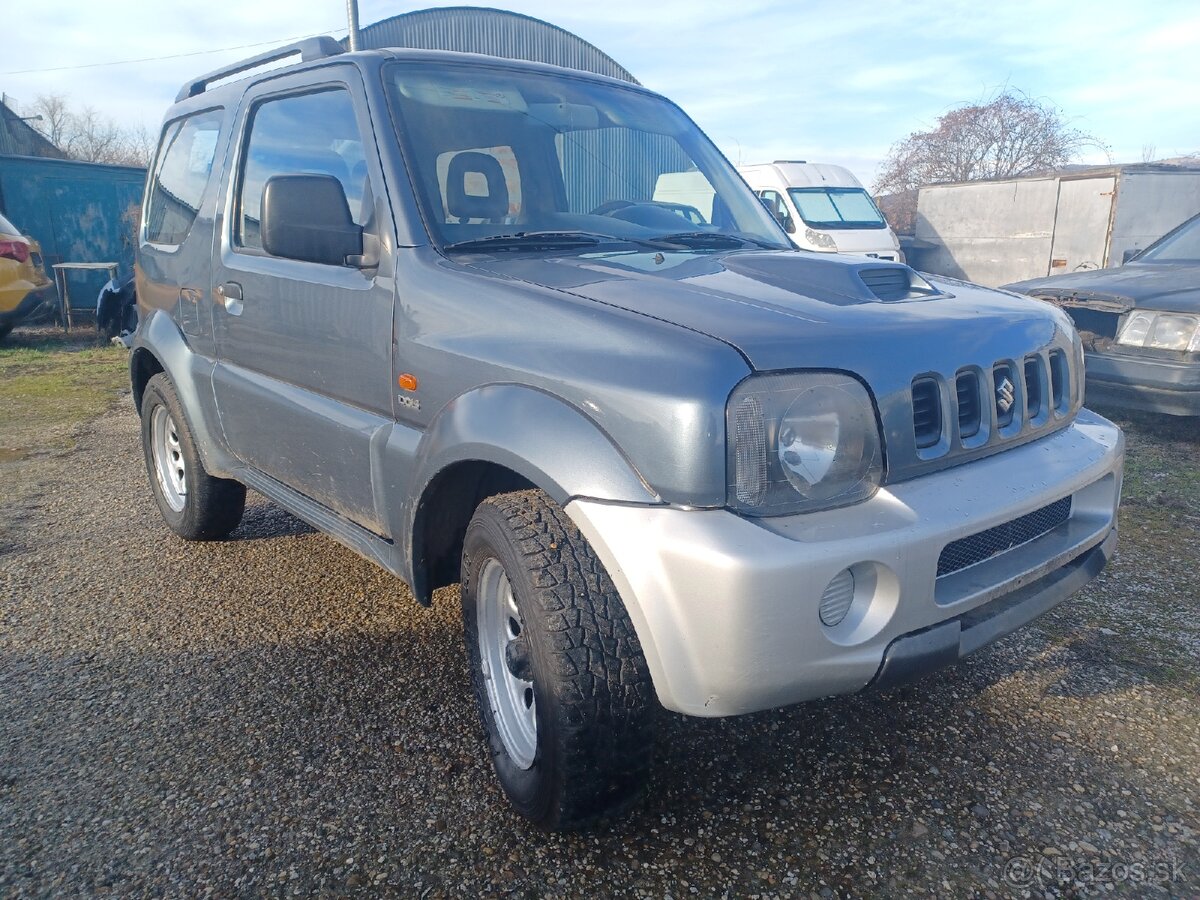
[
  {"left": 443, "top": 231, "right": 612, "bottom": 252},
  {"left": 648, "top": 232, "right": 776, "bottom": 250},
  {"left": 444, "top": 229, "right": 779, "bottom": 254}
]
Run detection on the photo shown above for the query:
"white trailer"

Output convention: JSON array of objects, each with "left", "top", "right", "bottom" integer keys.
[{"left": 911, "top": 164, "right": 1200, "bottom": 287}]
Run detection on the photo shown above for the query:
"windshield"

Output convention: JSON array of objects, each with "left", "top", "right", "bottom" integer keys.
[
  {"left": 384, "top": 61, "right": 790, "bottom": 252},
  {"left": 1137, "top": 214, "right": 1200, "bottom": 263},
  {"left": 787, "top": 187, "right": 886, "bottom": 230}
]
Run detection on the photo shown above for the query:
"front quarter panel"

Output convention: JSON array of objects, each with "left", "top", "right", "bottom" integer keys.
[
  {"left": 406, "top": 383, "right": 660, "bottom": 510},
  {"left": 382, "top": 383, "right": 663, "bottom": 574}
]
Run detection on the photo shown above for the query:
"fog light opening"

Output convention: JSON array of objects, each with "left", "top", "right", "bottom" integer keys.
[
  {"left": 819, "top": 561, "right": 901, "bottom": 646},
  {"left": 819, "top": 568, "right": 855, "bottom": 627}
]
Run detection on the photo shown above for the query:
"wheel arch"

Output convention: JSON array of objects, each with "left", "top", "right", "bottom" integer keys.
[
  {"left": 401, "top": 383, "right": 661, "bottom": 604},
  {"left": 129, "top": 310, "right": 238, "bottom": 478},
  {"left": 130, "top": 346, "right": 164, "bottom": 414}
]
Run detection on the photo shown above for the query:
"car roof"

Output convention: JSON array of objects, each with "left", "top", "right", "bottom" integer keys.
[{"left": 169, "top": 42, "right": 661, "bottom": 115}]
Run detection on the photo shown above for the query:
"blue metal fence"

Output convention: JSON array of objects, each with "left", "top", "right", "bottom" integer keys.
[{"left": 0, "top": 154, "right": 146, "bottom": 313}]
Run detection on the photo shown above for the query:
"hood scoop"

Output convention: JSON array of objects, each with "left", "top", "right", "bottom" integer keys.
[
  {"left": 858, "top": 264, "right": 940, "bottom": 302},
  {"left": 715, "top": 253, "right": 945, "bottom": 305}
]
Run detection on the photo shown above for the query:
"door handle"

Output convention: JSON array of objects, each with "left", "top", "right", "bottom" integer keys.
[{"left": 217, "top": 281, "right": 243, "bottom": 316}]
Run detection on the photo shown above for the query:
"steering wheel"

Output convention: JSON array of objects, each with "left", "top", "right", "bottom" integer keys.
[
  {"left": 590, "top": 200, "right": 636, "bottom": 217},
  {"left": 590, "top": 200, "right": 695, "bottom": 229}
]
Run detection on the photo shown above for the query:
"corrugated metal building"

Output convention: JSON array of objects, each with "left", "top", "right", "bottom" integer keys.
[
  {"left": 356, "top": 7, "right": 640, "bottom": 83},
  {"left": 355, "top": 7, "right": 689, "bottom": 215},
  {"left": 910, "top": 165, "right": 1200, "bottom": 287},
  {"left": 0, "top": 97, "right": 66, "bottom": 159}
]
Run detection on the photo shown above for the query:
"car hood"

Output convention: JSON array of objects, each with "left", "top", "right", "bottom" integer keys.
[
  {"left": 465, "top": 248, "right": 1069, "bottom": 375},
  {"left": 1004, "top": 263, "right": 1200, "bottom": 313}
]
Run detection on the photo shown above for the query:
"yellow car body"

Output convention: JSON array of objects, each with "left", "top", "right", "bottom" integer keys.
[{"left": 0, "top": 211, "right": 54, "bottom": 338}]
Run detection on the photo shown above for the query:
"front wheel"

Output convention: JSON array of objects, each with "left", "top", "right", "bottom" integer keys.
[{"left": 461, "top": 490, "right": 656, "bottom": 829}]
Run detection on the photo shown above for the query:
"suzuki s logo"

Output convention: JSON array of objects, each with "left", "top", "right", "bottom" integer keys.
[{"left": 996, "top": 376, "right": 1016, "bottom": 413}]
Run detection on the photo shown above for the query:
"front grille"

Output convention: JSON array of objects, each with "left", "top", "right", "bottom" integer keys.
[
  {"left": 896, "top": 346, "right": 1074, "bottom": 480},
  {"left": 937, "top": 496, "right": 1073, "bottom": 577},
  {"left": 1025, "top": 357, "right": 1043, "bottom": 417},
  {"left": 1049, "top": 350, "right": 1068, "bottom": 411},
  {"left": 993, "top": 363, "right": 1017, "bottom": 428},
  {"left": 911, "top": 378, "right": 941, "bottom": 448},
  {"left": 956, "top": 371, "right": 981, "bottom": 439}
]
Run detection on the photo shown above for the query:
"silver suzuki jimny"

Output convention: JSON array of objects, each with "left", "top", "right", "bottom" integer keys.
[{"left": 132, "top": 36, "right": 1124, "bottom": 828}]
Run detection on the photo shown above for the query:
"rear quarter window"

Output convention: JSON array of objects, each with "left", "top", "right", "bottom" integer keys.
[{"left": 145, "top": 109, "right": 223, "bottom": 245}]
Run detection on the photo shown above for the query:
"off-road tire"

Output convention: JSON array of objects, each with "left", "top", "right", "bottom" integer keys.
[
  {"left": 140, "top": 373, "right": 245, "bottom": 540},
  {"left": 461, "top": 489, "right": 656, "bottom": 829}
]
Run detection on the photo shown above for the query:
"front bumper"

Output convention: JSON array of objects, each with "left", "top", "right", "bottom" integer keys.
[
  {"left": 566, "top": 410, "right": 1123, "bottom": 717},
  {"left": 1084, "top": 350, "right": 1200, "bottom": 416}
]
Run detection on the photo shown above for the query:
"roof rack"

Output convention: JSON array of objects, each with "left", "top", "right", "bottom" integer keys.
[{"left": 176, "top": 36, "right": 344, "bottom": 102}]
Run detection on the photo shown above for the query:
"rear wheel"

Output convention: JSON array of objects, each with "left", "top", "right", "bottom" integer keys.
[
  {"left": 140, "top": 373, "right": 245, "bottom": 540},
  {"left": 461, "top": 489, "right": 656, "bottom": 829}
]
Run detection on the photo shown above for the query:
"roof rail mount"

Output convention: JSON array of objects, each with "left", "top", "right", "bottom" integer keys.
[
  {"left": 774, "top": 160, "right": 807, "bottom": 165},
  {"left": 177, "top": 36, "right": 344, "bottom": 102}
]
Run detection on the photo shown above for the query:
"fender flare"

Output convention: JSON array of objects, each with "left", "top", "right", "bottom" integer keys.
[
  {"left": 130, "top": 310, "right": 239, "bottom": 478},
  {"left": 395, "top": 383, "right": 661, "bottom": 598}
]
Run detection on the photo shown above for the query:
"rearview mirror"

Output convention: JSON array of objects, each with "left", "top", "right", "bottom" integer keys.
[{"left": 261, "top": 174, "right": 363, "bottom": 266}]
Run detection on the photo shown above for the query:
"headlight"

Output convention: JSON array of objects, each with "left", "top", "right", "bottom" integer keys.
[
  {"left": 1117, "top": 311, "right": 1200, "bottom": 352},
  {"left": 804, "top": 227, "right": 837, "bottom": 251},
  {"left": 727, "top": 372, "right": 883, "bottom": 516}
]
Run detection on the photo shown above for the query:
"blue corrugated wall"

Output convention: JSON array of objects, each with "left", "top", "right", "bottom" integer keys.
[{"left": 0, "top": 154, "right": 146, "bottom": 312}]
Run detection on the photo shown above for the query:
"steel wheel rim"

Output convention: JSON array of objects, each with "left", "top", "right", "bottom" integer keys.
[
  {"left": 477, "top": 557, "right": 537, "bottom": 769},
  {"left": 151, "top": 405, "right": 187, "bottom": 513}
]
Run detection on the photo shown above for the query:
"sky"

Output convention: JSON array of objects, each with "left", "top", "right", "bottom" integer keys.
[{"left": 4, "top": 0, "right": 1199, "bottom": 187}]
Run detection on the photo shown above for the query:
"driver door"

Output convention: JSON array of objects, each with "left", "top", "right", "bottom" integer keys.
[{"left": 211, "top": 67, "right": 395, "bottom": 533}]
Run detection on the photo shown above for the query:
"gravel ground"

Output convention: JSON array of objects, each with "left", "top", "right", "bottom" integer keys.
[{"left": 1, "top": 393, "right": 1197, "bottom": 898}]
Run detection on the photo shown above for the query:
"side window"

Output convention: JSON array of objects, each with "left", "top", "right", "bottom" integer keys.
[
  {"left": 145, "top": 109, "right": 223, "bottom": 245},
  {"left": 758, "top": 189, "right": 793, "bottom": 231},
  {"left": 435, "top": 146, "right": 521, "bottom": 224},
  {"left": 236, "top": 88, "right": 370, "bottom": 251}
]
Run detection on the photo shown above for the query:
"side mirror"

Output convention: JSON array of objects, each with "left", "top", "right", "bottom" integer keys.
[
  {"left": 782, "top": 213, "right": 796, "bottom": 234},
  {"left": 261, "top": 174, "right": 363, "bottom": 266},
  {"left": 1122, "top": 247, "right": 1141, "bottom": 265}
]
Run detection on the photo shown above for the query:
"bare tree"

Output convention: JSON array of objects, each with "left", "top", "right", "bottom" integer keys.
[
  {"left": 68, "top": 105, "right": 126, "bottom": 163},
  {"left": 873, "top": 89, "right": 1106, "bottom": 231},
  {"left": 120, "top": 125, "right": 157, "bottom": 168},
  {"left": 29, "top": 93, "right": 154, "bottom": 167},
  {"left": 29, "top": 94, "right": 74, "bottom": 149}
]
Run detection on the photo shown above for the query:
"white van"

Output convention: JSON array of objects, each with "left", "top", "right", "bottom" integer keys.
[{"left": 738, "top": 161, "right": 902, "bottom": 261}]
